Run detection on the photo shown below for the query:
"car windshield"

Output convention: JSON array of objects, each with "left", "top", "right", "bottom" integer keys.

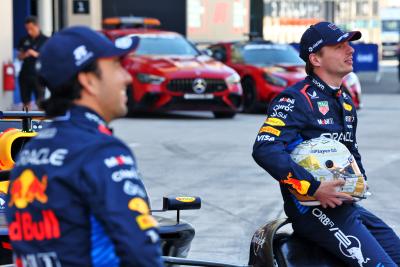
[
  {"left": 128, "top": 34, "right": 200, "bottom": 56},
  {"left": 233, "top": 43, "right": 304, "bottom": 66}
]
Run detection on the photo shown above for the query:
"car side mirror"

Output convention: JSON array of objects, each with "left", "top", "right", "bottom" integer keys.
[
  {"left": 162, "top": 196, "right": 201, "bottom": 211},
  {"left": 152, "top": 196, "right": 201, "bottom": 224}
]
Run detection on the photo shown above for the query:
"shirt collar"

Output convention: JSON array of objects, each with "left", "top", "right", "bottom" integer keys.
[
  {"left": 306, "top": 74, "right": 343, "bottom": 97},
  {"left": 55, "top": 105, "right": 112, "bottom": 135}
]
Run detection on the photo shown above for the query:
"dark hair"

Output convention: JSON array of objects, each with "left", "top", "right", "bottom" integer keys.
[
  {"left": 305, "top": 60, "right": 313, "bottom": 75},
  {"left": 305, "top": 50, "right": 323, "bottom": 75},
  {"left": 25, "top": 16, "right": 38, "bottom": 25},
  {"left": 39, "top": 61, "right": 101, "bottom": 117}
]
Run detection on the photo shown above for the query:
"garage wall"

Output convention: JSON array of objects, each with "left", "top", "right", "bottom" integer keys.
[
  {"left": 102, "top": 0, "right": 186, "bottom": 35},
  {"left": 0, "top": 0, "right": 14, "bottom": 110}
]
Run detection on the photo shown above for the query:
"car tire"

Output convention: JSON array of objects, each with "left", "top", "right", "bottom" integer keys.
[
  {"left": 126, "top": 85, "right": 137, "bottom": 117},
  {"left": 213, "top": 111, "right": 236, "bottom": 119},
  {"left": 242, "top": 77, "right": 257, "bottom": 113}
]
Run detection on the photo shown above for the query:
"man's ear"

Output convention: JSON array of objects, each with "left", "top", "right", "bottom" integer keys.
[
  {"left": 309, "top": 53, "right": 321, "bottom": 68},
  {"left": 77, "top": 72, "right": 97, "bottom": 95}
]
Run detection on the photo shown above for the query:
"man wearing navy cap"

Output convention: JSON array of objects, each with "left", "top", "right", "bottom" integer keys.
[
  {"left": 253, "top": 22, "right": 400, "bottom": 266},
  {"left": 6, "top": 26, "right": 164, "bottom": 266}
]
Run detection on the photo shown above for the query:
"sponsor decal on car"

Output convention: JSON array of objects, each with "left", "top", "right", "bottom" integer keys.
[
  {"left": 176, "top": 196, "right": 196, "bottom": 203},
  {"left": 136, "top": 214, "right": 158, "bottom": 230},
  {"left": 317, "top": 101, "right": 329, "bottom": 115},
  {"left": 128, "top": 197, "right": 150, "bottom": 214},
  {"left": 251, "top": 228, "right": 266, "bottom": 256},
  {"left": 259, "top": 126, "right": 281, "bottom": 136},
  {"left": 343, "top": 102, "right": 353, "bottom": 111},
  {"left": 265, "top": 117, "right": 286, "bottom": 126}
]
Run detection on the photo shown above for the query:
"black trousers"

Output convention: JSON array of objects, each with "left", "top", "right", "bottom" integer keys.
[{"left": 18, "top": 74, "right": 45, "bottom": 105}]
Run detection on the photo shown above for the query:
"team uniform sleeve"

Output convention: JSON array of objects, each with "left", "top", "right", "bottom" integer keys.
[
  {"left": 347, "top": 111, "right": 367, "bottom": 180},
  {"left": 17, "top": 37, "right": 25, "bottom": 52},
  {"left": 252, "top": 93, "right": 321, "bottom": 196},
  {"left": 80, "top": 144, "right": 163, "bottom": 267}
]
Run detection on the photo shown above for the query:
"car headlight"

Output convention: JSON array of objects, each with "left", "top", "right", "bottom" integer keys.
[
  {"left": 225, "top": 73, "right": 241, "bottom": 85},
  {"left": 263, "top": 73, "right": 287, "bottom": 87},
  {"left": 137, "top": 73, "right": 165, "bottom": 84}
]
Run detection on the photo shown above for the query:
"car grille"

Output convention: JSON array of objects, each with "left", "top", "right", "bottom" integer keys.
[{"left": 167, "top": 78, "right": 228, "bottom": 93}]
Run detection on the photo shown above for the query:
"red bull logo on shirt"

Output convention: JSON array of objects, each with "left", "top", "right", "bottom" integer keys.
[
  {"left": 8, "top": 169, "right": 48, "bottom": 209},
  {"left": 281, "top": 172, "right": 310, "bottom": 195},
  {"left": 7, "top": 169, "right": 60, "bottom": 241},
  {"left": 8, "top": 210, "right": 60, "bottom": 241}
]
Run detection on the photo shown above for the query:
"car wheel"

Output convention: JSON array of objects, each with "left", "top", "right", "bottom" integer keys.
[
  {"left": 242, "top": 77, "right": 257, "bottom": 113},
  {"left": 126, "top": 85, "right": 137, "bottom": 117},
  {"left": 213, "top": 111, "right": 236, "bottom": 119}
]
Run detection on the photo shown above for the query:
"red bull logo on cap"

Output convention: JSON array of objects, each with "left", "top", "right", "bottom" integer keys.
[{"left": 8, "top": 169, "right": 48, "bottom": 209}]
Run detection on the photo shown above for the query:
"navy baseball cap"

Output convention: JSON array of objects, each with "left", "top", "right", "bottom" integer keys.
[
  {"left": 299, "top": 21, "right": 361, "bottom": 62},
  {"left": 37, "top": 26, "right": 139, "bottom": 89}
]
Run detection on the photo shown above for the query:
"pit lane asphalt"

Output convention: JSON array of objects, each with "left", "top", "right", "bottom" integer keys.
[{"left": 110, "top": 67, "right": 400, "bottom": 264}]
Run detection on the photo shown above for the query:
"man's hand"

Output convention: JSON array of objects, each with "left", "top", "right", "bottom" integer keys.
[
  {"left": 26, "top": 49, "right": 39, "bottom": 58},
  {"left": 313, "top": 179, "right": 353, "bottom": 208}
]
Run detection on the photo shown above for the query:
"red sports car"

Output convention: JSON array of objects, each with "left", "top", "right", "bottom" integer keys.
[
  {"left": 207, "top": 41, "right": 362, "bottom": 112},
  {"left": 102, "top": 17, "right": 242, "bottom": 118},
  {"left": 207, "top": 41, "right": 306, "bottom": 112}
]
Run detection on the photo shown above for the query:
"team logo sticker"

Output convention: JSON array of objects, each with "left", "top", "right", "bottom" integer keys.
[
  {"left": 259, "top": 126, "right": 281, "bottom": 136},
  {"left": 136, "top": 214, "right": 158, "bottom": 230},
  {"left": 317, "top": 101, "right": 329, "bottom": 115},
  {"left": 343, "top": 103, "right": 353, "bottom": 111},
  {"left": 281, "top": 172, "right": 310, "bottom": 195},
  {"left": 128, "top": 198, "right": 149, "bottom": 214},
  {"left": 8, "top": 169, "right": 48, "bottom": 209},
  {"left": 265, "top": 117, "right": 286, "bottom": 127}
]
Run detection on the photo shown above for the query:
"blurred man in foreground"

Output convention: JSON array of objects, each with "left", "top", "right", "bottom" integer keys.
[{"left": 7, "top": 26, "right": 163, "bottom": 267}]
